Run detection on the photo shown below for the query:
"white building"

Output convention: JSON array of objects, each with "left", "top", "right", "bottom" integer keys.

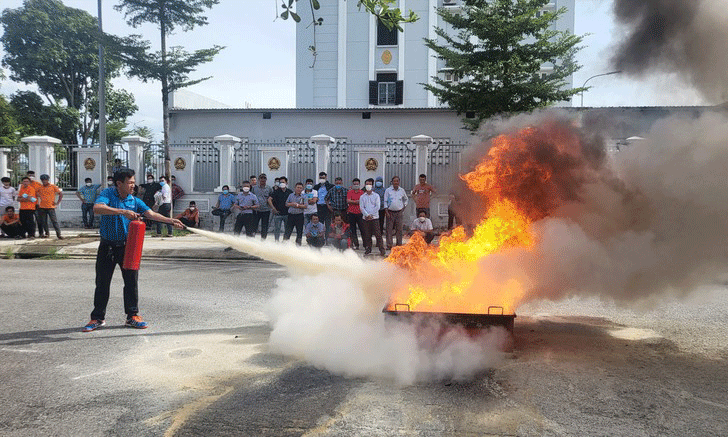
[{"left": 296, "top": 0, "right": 576, "bottom": 108}]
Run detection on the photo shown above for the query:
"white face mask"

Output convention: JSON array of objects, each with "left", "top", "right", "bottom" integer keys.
[
  {"left": 318, "top": 178, "right": 326, "bottom": 184},
  {"left": 29, "top": 176, "right": 35, "bottom": 181},
  {"left": 419, "top": 217, "right": 426, "bottom": 222},
  {"left": 107, "top": 180, "right": 114, "bottom": 186},
  {"left": 242, "top": 187, "right": 250, "bottom": 193},
  {"left": 85, "top": 182, "right": 92, "bottom": 187},
  {"left": 189, "top": 207, "right": 196, "bottom": 210},
  {"left": 365, "top": 184, "right": 373, "bottom": 191},
  {"left": 279, "top": 183, "right": 287, "bottom": 189}
]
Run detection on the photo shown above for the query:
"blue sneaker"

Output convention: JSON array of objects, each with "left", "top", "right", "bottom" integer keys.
[
  {"left": 82, "top": 319, "right": 105, "bottom": 332},
  {"left": 125, "top": 315, "right": 148, "bottom": 329}
]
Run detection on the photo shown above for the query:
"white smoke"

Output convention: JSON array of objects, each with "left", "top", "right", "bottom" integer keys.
[{"left": 187, "top": 228, "right": 508, "bottom": 385}]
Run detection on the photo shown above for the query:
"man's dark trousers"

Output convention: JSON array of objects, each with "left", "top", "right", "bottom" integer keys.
[
  {"left": 91, "top": 240, "right": 139, "bottom": 321},
  {"left": 254, "top": 210, "right": 270, "bottom": 239},
  {"left": 284, "top": 213, "right": 304, "bottom": 245},
  {"left": 234, "top": 213, "right": 256, "bottom": 237},
  {"left": 317, "top": 204, "right": 330, "bottom": 234},
  {"left": 19, "top": 210, "right": 36, "bottom": 237},
  {"left": 81, "top": 203, "right": 95, "bottom": 228}
]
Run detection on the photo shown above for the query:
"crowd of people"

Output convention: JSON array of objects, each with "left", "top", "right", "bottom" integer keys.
[
  {"left": 208, "top": 171, "right": 441, "bottom": 255},
  {"left": 0, "top": 169, "right": 453, "bottom": 252}
]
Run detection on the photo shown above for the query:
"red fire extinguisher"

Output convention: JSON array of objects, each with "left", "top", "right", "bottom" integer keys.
[{"left": 123, "top": 219, "right": 146, "bottom": 270}]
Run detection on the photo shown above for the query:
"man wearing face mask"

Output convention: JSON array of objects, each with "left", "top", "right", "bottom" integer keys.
[
  {"left": 303, "top": 178, "right": 319, "bottom": 226},
  {"left": 175, "top": 201, "right": 199, "bottom": 228},
  {"left": 233, "top": 180, "right": 259, "bottom": 237},
  {"left": 76, "top": 178, "right": 102, "bottom": 228},
  {"left": 252, "top": 173, "right": 273, "bottom": 239},
  {"left": 313, "top": 171, "right": 334, "bottom": 234},
  {"left": 212, "top": 185, "right": 235, "bottom": 232},
  {"left": 374, "top": 176, "right": 386, "bottom": 237},
  {"left": 269, "top": 176, "right": 292, "bottom": 241},
  {"left": 346, "top": 178, "right": 364, "bottom": 250},
  {"left": 411, "top": 210, "right": 435, "bottom": 244},
  {"left": 324, "top": 177, "right": 348, "bottom": 223},
  {"left": 359, "top": 178, "right": 386, "bottom": 256},
  {"left": 384, "top": 175, "right": 408, "bottom": 249},
  {"left": 154, "top": 176, "right": 173, "bottom": 236},
  {"left": 139, "top": 174, "right": 161, "bottom": 211}
]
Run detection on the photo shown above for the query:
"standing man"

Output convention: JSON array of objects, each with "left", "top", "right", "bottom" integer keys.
[
  {"left": 0, "top": 177, "right": 17, "bottom": 214},
  {"left": 211, "top": 185, "right": 235, "bottom": 232},
  {"left": 360, "top": 178, "right": 386, "bottom": 256},
  {"left": 139, "top": 174, "right": 160, "bottom": 210},
  {"left": 25, "top": 171, "right": 43, "bottom": 231},
  {"left": 325, "top": 177, "right": 348, "bottom": 222},
  {"left": 269, "top": 177, "right": 292, "bottom": 241},
  {"left": 82, "top": 168, "right": 183, "bottom": 332},
  {"left": 284, "top": 182, "right": 306, "bottom": 245},
  {"left": 252, "top": 173, "right": 273, "bottom": 239},
  {"left": 170, "top": 175, "right": 185, "bottom": 208},
  {"left": 155, "top": 176, "right": 173, "bottom": 236},
  {"left": 346, "top": 178, "right": 364, "bottom": 250},
  {"left": 37, "top": 174, "right": 63, "bottom": 239},
  {"left": 374, "top": 176, "right": 386, "bottom": 238},
  {"left": 384, "top": 176, "right": 408, "bottom": 249},
  {"left": 303, "top": 178, "right": 319, "bottom": 225},
  {"left": 313, "top": 171, "right": 334, "bottom": 234},
  {"left": 412, "top": 173, "right": 435, "bottom": 218},
  {"left": 17, "top": 176, "right": 38, "bottom": 239},
  {"left": 76, "top": 178, "right": 101, "bottom": 229},
  {"left": 233, "top": 180, "right": 259, "bottom": 237}
]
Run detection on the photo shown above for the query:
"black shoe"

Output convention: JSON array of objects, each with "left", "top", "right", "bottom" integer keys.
[
  {"left": 364, "top": 249, "right": 371, "bottom": 255},
  {"left": 380, "top": 250, "right": 386, "bottom": 256},
  {"left": 57, "top": 236, "right": 64, "bottom": 240}
]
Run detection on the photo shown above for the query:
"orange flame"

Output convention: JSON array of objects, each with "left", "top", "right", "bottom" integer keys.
[{"left": 386, "top": 122, "right": 587, "bottom": 315}]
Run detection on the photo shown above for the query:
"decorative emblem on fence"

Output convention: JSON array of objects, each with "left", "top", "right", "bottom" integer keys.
[
  {"left": 83, "top": 157, "right": 96, "bottom": 170},
  {"left": 381, "top": 50, "right": 392, "bottom": 65},
  {"left": 174, "top": 157, "right": 186, "bottom": 170},
  {"left": 365, "top": 157, "right": 379, "bottom": 171},
  {"left": 268, "top": 157, "right": 281, "bottom": 170}
]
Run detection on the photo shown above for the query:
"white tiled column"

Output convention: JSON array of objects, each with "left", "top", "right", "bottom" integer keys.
[
  {"left": 23, "top": 135, "right": 61, "bottom": 183},
  {"left": 310, "top": 134, "right": 334, "bottom": 177},
  {"left": 121, "top": 135, "right": 150, "bottom": 178},
  {"left": 74, "top": 146, "right": 103, "bottom": 186},
  {"left": 170, "top": 146, "right": 196, "bottom": 194},
  {"left": 0, "top": 148, "right": 10, "bottom": 178},
  {"left": 411, "top": 134, "right": 433, "bottom": 187},
  {"left": 213, "top": 134, "right": 240, "bottom": 192}
]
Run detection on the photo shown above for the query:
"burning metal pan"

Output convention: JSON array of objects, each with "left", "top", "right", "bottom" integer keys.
[{"left": 383, "top": 304, "right": 516, "bottom": 333}]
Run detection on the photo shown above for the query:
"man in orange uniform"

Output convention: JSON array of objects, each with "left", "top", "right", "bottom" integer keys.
[
  {"left": 36, "top": 174, "right": 64, "bottom": 239},
  {"left": 17, "top": 176, "right": 38, "bottom": 239}
]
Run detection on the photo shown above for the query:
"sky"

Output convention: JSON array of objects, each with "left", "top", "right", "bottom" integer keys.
[{"left": 0, "top": 0, "right": 706, "bottom": 140}]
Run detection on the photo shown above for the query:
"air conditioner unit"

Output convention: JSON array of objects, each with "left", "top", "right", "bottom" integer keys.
[{"left": 443, "top": 0, "right": 457, "bottom": 5}]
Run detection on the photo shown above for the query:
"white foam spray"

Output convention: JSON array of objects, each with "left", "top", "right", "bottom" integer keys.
[{"left": 186, "top": 228, "right": 508, "bottom": 384}]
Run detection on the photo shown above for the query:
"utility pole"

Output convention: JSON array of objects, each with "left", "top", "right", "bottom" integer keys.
[
  {"left": 580, "top": 70, "right": 622, "bottom": 107},
  {"left": 98, "top": 0, "right": 108, "bottom": 182}
]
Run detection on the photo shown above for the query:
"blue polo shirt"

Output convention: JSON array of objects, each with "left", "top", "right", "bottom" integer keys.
[{"left": 96, "top": 187, "right": 150, "bottom": 242}]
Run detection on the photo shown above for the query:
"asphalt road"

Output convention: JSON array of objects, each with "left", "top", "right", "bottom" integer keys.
[{"left": 1, "top": 259, "right": 727, "bottom": 436}]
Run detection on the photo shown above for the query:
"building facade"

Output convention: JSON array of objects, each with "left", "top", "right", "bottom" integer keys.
[{"left": 296, "top": 0, "right": 576, "bottom": 108}]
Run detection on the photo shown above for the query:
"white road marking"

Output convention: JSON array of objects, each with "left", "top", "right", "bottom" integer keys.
[{"left": 1, "top": 348, "right": 42, "bottom": 353}]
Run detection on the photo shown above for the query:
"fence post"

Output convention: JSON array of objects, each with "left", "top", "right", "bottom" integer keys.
[
  {"left": 23, "top": 135, "right": 60, "bottom": 183},
  {"left": 310, "top": 134, "right": 334, "bottom": 177},
  {"left": 73, "top": 146, "right": 103, "bottom": 187},
  {"left": 170, "top": 146, "right": 196, "bottom": 196},
  {"left": 411, "top": 134, "right": 433, "bottom": 187},
  {"left": 0, "top": 148, "right": 9, "bottom": 178},
  {"left": 213, "top": 134, "right": 239, "bottom": 192},
  {"left": 122, "top": 136, "right": 149, "bottom": 178}
]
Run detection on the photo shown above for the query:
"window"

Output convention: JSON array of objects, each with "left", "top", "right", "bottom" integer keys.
[
  {"left": 377, "top": 19, "right": 398, "bottom": 46},
  {"left": 369, "top": 73, "right": 403, "bottom": 105}
]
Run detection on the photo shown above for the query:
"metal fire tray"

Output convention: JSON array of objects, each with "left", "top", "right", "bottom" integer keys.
[{"left": 383, "top": 304, "right": 516, "bottom": 332}]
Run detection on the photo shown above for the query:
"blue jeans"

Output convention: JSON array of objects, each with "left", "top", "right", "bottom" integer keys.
[
  {"left": 272, "top": 213, "right": 287, "bottom": 241},
  {"left": 82, "top": 203, "right": 95, "bottom": 228}
]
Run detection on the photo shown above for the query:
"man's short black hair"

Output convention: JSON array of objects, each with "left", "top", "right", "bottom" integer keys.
[
  {"left": 419, "top": 174, "right": 427, "bottom": 179},
  {"left": 319, "top": 172, "right": 327, "bottom": 177},
  {"left": 365, "top": 178, "right": 374, "bottom": 184},
  {"left": 1, "top": 177, "right": 10, "bottom": 183},
  {"left": 84, "top": 177, "right": 92, "bottom": 183},
  {"left": 305, "top": 178, "right": 314, "bottom": 184},
  {"left": 334, "top": 177, "right": 343, "bottom": 181},
  {"left": 5, "top": 205, "right": 14, "bottom": 212},
  {"left": 352, "top": 178, "right": 360, "bottom": 183},
  {"left": 113, "top": 168, "right": 135, "bottom": 184},
  {"left": 27, "top": 171, "right": 35, "bottom": 175},
  {"left": 295, "top": 182, "right": 304, "bottom": 187},
  {"left": 391, "top": 175, "right": 400, "bottom": 181},
  {"left": 159, "top": 175, "right": 167, "bottom": 182},
  {"left": 222, "top": 185, "right": 230, "bottom": 190},
  {"left": 259, "top": 173, "right": 267, "bottom": 178},
  {"left": 189, "top": 201, "right": 196, "bottom": 205},
  {"left": 311, "top": 213, "right": 319, "bottom": 219},
  {"left": 22, "top": 176, "right": 30, "bottom": 182},
  {"left": 242, "top": 180, "right": 250, "bottom": 185},
  {"left": 279, "top": 176, "right": 288, "bottom": 183}
]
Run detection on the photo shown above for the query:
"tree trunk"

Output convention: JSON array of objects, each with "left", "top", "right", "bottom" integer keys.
[{"left": 160, "top": 11, "right": 171, "bottom": 220}]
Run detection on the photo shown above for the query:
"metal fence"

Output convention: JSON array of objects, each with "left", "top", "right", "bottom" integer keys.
[
  {"left": 191, "top": 143, "right": 219, "bottom": 192},
  {"left": 385, "top": 140, "right": 417, "bottom": 190},
  {"left": 428, "top": 143, "right": 468, "bottom": 191},
  {"left": 56, "top": 145, "right": 77, "bottom": 189},
  {"left": 233, "top": 141, "right": 262, "bottom": 186},
  {"left": 6, "top": 144, "right": 27, "bottom": 186},
  {"left": 287, "top": 141, "right": 316, "bottom": 186},
  {"left": 328, "top": 141, "right": 356, "bottom": 183}
]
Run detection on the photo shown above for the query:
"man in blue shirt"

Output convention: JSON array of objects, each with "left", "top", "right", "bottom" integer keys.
[
  {"left": 75, "top": 177, "right": 101, "bottom": 229},
  {"left": 212, "top": 185, "right": 235, "bottom": 232},
  {"left": 82, "top": 168, "right": 183, "bottom": 332}
]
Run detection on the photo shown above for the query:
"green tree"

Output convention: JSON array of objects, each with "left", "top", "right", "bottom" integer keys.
[
  {"left": 114, "top": 0, "right": 224, "bottom": 179},
  {"left": 424, "top": 0, "right": 584, "bottom": 131},
  {"left": 0, "top": 95, "right": 20, "bottom": 145},
  {"left": 0, "top": 0, "right": 140, "bottom": 143},
  {"left": 10, "top": 91, "right": 79, "bottom": 144}
]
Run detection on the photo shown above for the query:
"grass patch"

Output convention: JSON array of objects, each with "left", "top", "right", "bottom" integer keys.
[
  {"left": 39, "top": 247, "right": 70, "bottom": 260},
  {"left": 4, "top": 247, "right": 14, "bottom": 260}
]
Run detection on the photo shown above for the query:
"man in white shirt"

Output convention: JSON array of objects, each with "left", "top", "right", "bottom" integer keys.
[
  {"left": 384, "top": 176, "right": 408, "bottom": 249},
  {"left": 359, "top": 178, "right": 386, "bottom": 256},
  {"left": 155, "top": 176, "right": 173, "bottom": 236},
  {"left": 411, "top": 210, "right": 435, "bottom": 244}
]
